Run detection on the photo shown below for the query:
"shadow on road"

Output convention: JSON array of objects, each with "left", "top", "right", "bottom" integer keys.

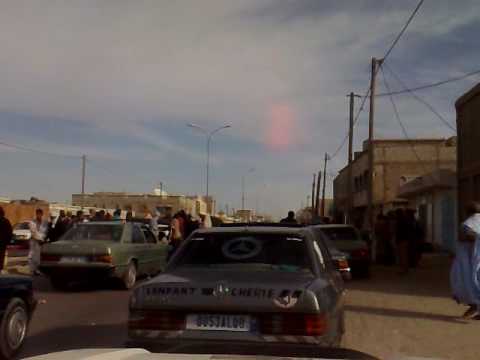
[
  {"left": 20, "top": 324, "right": 126, "bottom": 358},
  {"left": 345, "top": 304, "right": 467, "bottom": 324}
]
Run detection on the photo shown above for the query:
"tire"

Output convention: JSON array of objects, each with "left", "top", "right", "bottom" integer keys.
[
  {"left": 0, "top": 298, "right": 29, "bottom": 360},
  {"left": 50, "top": 277, "right": 69, "bottom": 291},
  {"left": 122, "top": 261, "right": 137, "bottom": 290}
]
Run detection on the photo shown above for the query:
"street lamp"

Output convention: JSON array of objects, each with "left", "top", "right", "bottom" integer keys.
[
  {"left": 187, "top": 123, "right": 231, "bottom": 203},
  {"left": 241, "top": 167, "right": 256, "bottom": 210}
]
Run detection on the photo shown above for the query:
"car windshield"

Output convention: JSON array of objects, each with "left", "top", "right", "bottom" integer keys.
[
  {"left": 14, "top": 222, "right": 30, "bottom": 230},
  {"left": 61, "top": 224, "right": 123, "bottom": 242},
  {"left": 174, "top": 233, "right": 312, "bottom": 273},
  {"left": 321, "top": 227, "right": 359, "bottom": 242}
]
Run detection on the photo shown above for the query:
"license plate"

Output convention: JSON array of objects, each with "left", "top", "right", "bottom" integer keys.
[
  {"left": 60, "top": 256, "right": 87, "bottom": 263},
  {"left": 186, "top": 314, "right": 250, "bottom": 332}
]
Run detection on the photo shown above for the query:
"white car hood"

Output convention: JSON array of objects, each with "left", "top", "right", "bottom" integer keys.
[{"left": 22, "top": 348, "right": 444, "bottom": 360}]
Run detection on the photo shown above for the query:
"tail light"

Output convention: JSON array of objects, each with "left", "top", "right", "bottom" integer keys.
[
  {"left": 129, "top": 310, "right": 185, "bottom": 330},
  {"left": 91, "top": 255, "right": 113, "bottom": 263},
  {"left": 336, "top": 258, "right": 350, "bottom": 272},
  {"left": 351, "top": 248, "right": 369, "bottom": 259},
  {"left": 259, "top": 313, "right": 327, "bottom": 336},
  {"left": 41, "top": 254, "right": 60, "bottom": 262}
]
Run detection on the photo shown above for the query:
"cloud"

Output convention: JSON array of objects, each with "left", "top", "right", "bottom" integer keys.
[{"left": 0, "top": 0, "right": 479, "bottom": 217}]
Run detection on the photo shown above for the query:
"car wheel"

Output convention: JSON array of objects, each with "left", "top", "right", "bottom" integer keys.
[
  {"left": 122, "top": 261, "right": 137, "bottom": 290},
  {"left": 0, "top": 298, "right": 29, "bottom": 360},
  {"left": 50, "top": 277, "right": 69, "bottom": 291}
]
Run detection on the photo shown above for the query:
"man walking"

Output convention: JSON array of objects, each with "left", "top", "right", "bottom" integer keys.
[
  {"left": 0, "top": 207, "right": 13, "bottom": 273},
  {"left": 29, "top": 208, "right": 48, "bottom": 275},
  {"left": 451, "top": 202, "right": 480, "bottom": 319}
]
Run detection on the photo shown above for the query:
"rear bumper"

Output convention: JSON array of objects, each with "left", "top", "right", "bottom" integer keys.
[
  {"left": 39, "top": 263, "right": 115, "bottom": 280},
  {"left": 126, "top": 338, "right": 377, "bottom": 359}
]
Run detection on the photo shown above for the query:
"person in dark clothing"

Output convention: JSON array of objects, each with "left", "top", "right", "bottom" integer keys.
[
  {"left": 395, "top": 208, "right": 409, "bottom": 274},
  {"left": 51, "top": 210, "right": 69, "bottom": 242},
  {"left": 184, "top": 214, "right": 199, "bottom": 238},
  {"left": 405, "top": 209, "right": 424, "bottom": 268},
  {"left": 0, "top": 207, "right": 13, "bottom": 272},
  {"left": 280, "top": 211, "right": 297, "bottom": 224},
  {"left": 375, "top": 214, "right": 393, "bottom": 265}
]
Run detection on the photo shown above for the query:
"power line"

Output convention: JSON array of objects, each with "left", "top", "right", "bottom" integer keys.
[
  {"left": 329, "top": 0, "right": 425, "bottom": 160},
  {"left": 0, "top": 140, "right": 80, "bottom": 159},
  {"left": 379, "top": 65, "right": 434, "bottom": 177},
  {"left": 377, "top": 68, "right": 480, "bottom": 97},
  {"left": 382, "top": 63, "right": 456, "bottom": 131},
  {"left": 382, "top": 0, "right": 425, "bottom": 61}
]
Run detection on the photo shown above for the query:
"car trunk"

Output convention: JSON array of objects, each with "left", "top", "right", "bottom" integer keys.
[
  {"left": 42, "top": 240, "right": 112, "bottom": 257},
  {"left": 137, "top": 268, "right": 325, "bottom": 313}
]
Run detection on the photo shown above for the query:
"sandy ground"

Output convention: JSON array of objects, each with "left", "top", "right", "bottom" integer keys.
[{"left": 344, "top": 254, "right": 480, "bottom": 360}]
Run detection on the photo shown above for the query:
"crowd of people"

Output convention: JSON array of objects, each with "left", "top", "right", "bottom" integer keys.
[{"left": 374, "top": 208, "right": 425, "bottom": 274}]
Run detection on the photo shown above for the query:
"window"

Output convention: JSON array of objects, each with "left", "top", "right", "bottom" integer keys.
[
  {"left": 132, "top": 225, "right": 145, "bottom": 244},
  {"left": 321, "top": 226, "right": 360, "bottom": 242},
  {"left": 142, "top": 227, "right": 157, "bottom": 244},
  {"left": 174, "top": 233, "right": 313, "bottom": 273},
  {"left": 62, "top": 224, "right": 124, "bottom": 242}
]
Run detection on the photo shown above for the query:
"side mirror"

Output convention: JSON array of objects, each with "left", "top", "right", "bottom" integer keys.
[{"left": 333, "top": 258, "right": 352, "bottom": 281}]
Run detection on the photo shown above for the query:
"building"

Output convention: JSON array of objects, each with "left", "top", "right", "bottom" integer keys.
[
  {"left": 334, "top": 138, "right": 457, "bottom": 229},
  {"left": 456, "top": 82, "right": 480, "bottom": 221},
  {"left": 397, "top": 169, "right": 457, "bottom": 252},
  {"left": 71, "top": 191, "right": 211, "bottom": 218}
]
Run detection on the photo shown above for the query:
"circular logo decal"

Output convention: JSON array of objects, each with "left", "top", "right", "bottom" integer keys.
[{"left": 222, "top": 237, "right": 263, "bottom": 260}]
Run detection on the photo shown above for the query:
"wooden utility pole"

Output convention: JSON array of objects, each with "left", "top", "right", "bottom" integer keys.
[
  {"left": 311, "top": 174, "right": 316, "bottom": 216},
  {"left": 321, "top": 153, "right": 329, "bottom": 217},
  {"left": 81, "top": 154, "right": 86, "bottom": 209},
  {"left": 347, "top": 92, "right": 362, "bottom": 224},
  {"left": 367, "top": 58, "right": 381, "bottom": 230},
  {"left": 315, "top": 170, "right": 321, "bottom": 216}
]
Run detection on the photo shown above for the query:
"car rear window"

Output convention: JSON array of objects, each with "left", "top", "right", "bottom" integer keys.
[
  {"left": 62, "top": 224, "right": 124, "bottom": 242},
  {"left": 14, "top": 222, "right": 30, "bottom": 230},
  {"left": 174, "top": 233, "right": 312, "bottom": 273},
  {"left": 321, "top": 227, "right": 359, "bottom": 242}
]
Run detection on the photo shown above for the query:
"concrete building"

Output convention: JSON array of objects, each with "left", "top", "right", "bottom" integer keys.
[
  {"left": 71, "top": 191, "right": 212, "bottom": 218},
  {"left": 456, "top": 82, "right": 480, "bottom": 221},
  {"left": 398, "top": 169, "right": 457, "bottom": 252},
  {"left": 334, "top": 138, "right": 457, "bottom": 229}
]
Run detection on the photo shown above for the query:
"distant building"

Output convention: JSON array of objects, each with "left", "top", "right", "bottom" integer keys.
[
  {"left": 71, "top": 191, "right": 211, "bottom": 218},
  {"left": 456, "top": 82, "right": 480, "bottom": 221},
  {"left": 334, "top": 138, "right": 457, "bottom": 229}
]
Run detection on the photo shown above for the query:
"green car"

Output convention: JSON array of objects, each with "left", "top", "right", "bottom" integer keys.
[{"left": 39, "top": 221, "right": 168, "bottom": 290}]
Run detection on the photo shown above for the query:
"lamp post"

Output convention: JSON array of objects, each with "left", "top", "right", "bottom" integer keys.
[{"left": 187, "top": 124, "right": 231, "bottom": 203}]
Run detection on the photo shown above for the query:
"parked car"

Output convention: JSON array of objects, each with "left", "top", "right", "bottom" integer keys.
[
  {"left": 0, "top": 275, "right": 37, "bottom": 360},
  {"left": 39, "top": 222, "right": 168, "bottom": 290},
  {"left": 312, "top": 225, "right": 370, "bottom": 277},
  {"left": 7, "top": 222, "right": 32, "bottom": 258},
  {"left": 127, "top": 225, "right": 346, "bottom": 353}
]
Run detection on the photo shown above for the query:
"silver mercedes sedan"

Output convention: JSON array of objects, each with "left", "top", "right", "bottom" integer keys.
[{"left": 127, "top": 226, "right": 346, "bottom": 355}]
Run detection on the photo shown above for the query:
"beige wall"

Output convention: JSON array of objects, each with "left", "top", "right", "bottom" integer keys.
[{"left": 334, "top": 139, "right": 456, "bottom": 217}]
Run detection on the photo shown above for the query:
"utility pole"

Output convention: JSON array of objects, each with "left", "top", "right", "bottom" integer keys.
[
  {"left": 347, "top": 92, "right": 362, "bottom": 224},
  {"left": 311, "top": 173, "right": 316, "bottom": 217},
  {"left": 241, "top": 175, "right": 245, "bottom": 210},
  {"left": 367, "top": 57, "right": 381, "bottom": 230},
  {"left": 321, "top": 153, "right": 329, "bottom": 217},
  {"left": 81, "top": 155, "right": 86, "bottom": 209},
  {"left": 315, "top": 170, "right": 321, "bottom": 216}
]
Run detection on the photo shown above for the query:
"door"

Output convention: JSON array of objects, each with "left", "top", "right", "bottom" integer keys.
[
  {"left": 141, "top": 226, "right": 168, "bottom": 274},
  {"left": 131, "top": 224, "right": 149, "bottom": 275}
]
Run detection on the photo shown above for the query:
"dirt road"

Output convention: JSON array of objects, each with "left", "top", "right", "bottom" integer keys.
[{"left": 344, "top": 254, "right": 479, "bottom": 360}]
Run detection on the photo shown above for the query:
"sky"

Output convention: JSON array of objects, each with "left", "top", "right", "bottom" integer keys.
[{"left": 0, "top": 0, "right": 479, "bottom": 218}]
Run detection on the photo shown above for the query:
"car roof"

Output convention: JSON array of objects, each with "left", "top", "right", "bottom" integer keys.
[{"left": 195, "top": 225, "right": 308, "bottom": 236}]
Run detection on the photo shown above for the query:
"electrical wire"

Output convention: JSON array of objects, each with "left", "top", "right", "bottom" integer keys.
[
  {"left": 377, "top": 68, "right": 480, "bottom": 97},
  {"left": 0, "top": 140, "right": 80, "bottom": 159},
  {"left": 382, "top": 63, "right": 456, "bottom": 131},
  {"left": 328, "top": 0, "right": 425, "bottom": 160},
  {"left": 379, "top": 65, "right": 435, "bottom": 177}
]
